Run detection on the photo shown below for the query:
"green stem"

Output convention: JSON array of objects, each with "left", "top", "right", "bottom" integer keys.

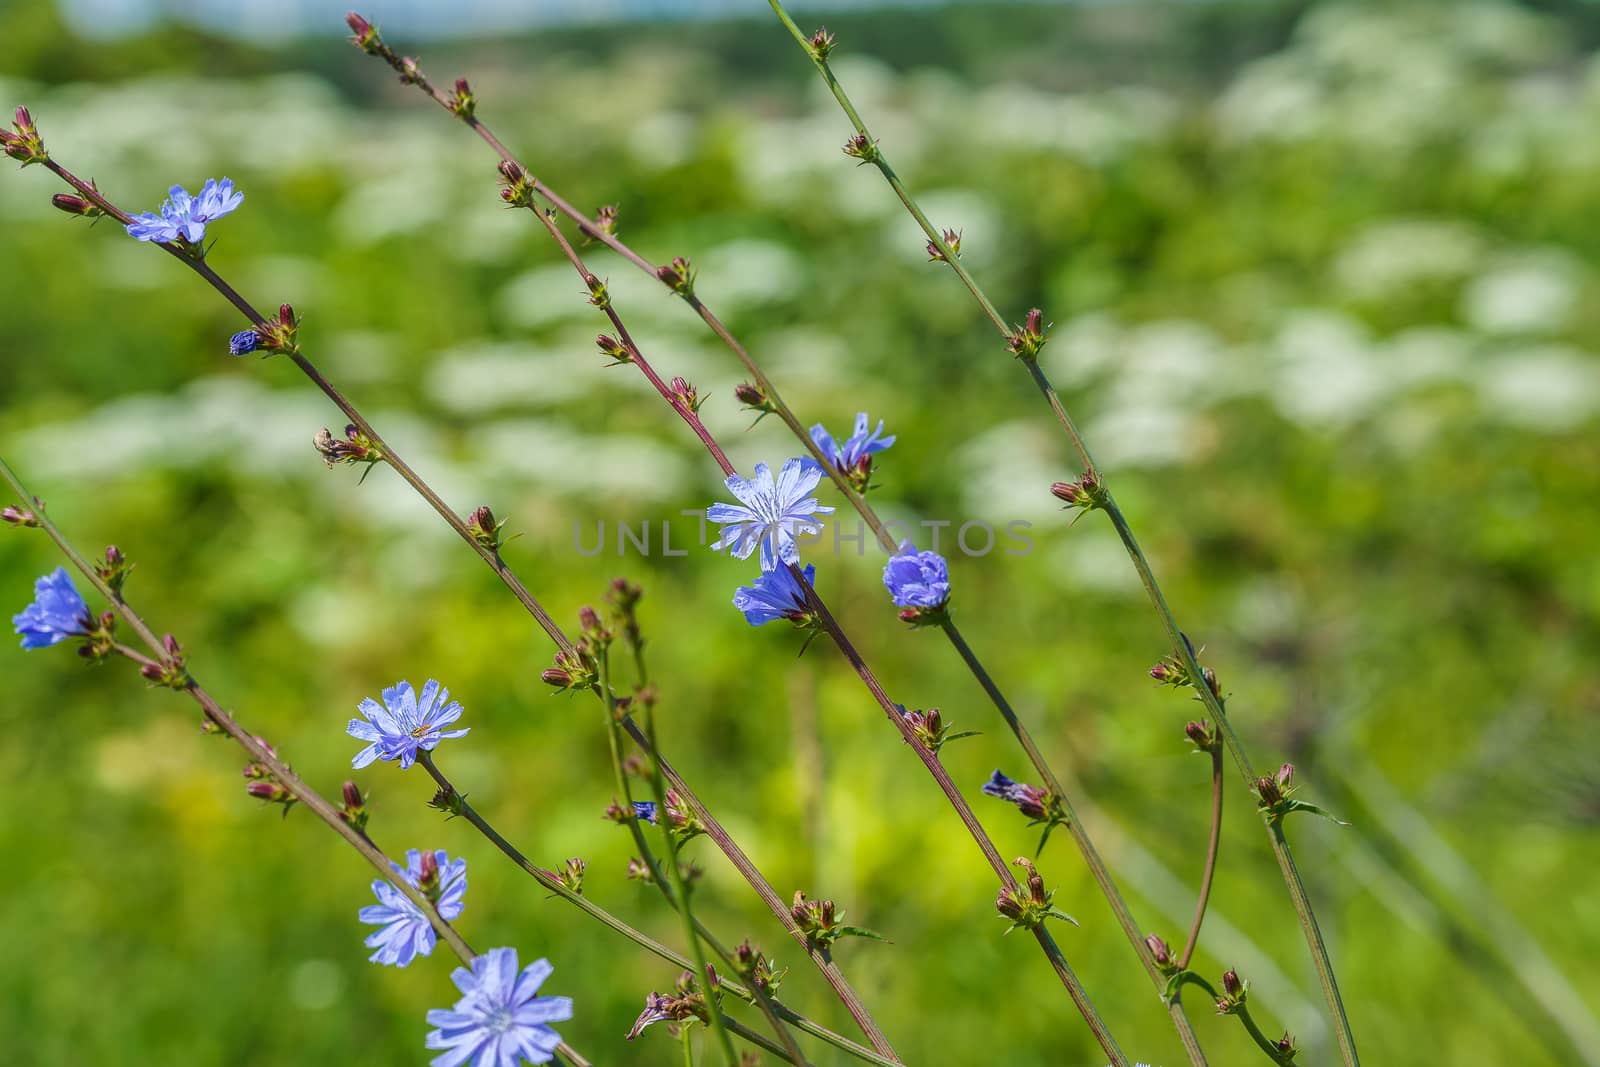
[
  {"left": 0, "top": 458, "right": 611, "bottom": 1065},
  {"left": 761, "top": 6, "right": 1360, "bottom": 1060},
  {"left": 614, "top": 656, "right": 740, "bottom": 1067},
  {"left": 21, "top": 150, "right": 894, "bottom": 1066},
  {"left": 1179, "top": 747, "right": 1225, "bottom": 971}
]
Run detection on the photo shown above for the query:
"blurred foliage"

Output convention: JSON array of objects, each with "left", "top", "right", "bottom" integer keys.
[{"left": 3, "top": 1, "right": 1600, "bottom": 1065}]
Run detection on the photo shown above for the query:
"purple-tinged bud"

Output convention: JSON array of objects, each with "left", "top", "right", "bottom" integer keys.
[
  {"left": 140, "top": 662, "right": 164, "bottom": 682},
  {"left": 578, "top": 605, "right": 601, "bottom": 633},
  {"left": 584, "top": 272, "right": 610, "bottom": 309},
  {"left": 1007, "top": 307, "right": 1049, "bottom": 361},
  {"left": 1, "top": 505, "right": 38, "bottom": 527},
  {"left": 926, "top": 227, "right": 962, "bottom": 262},
  {"left": 595, "top": 333, "right": 630, "bottom": 364},
  {"left": 50, "top": 193, "right": 100, "bottom": 218},
  {"left": 1145, "top": 933, "right": 1175, "bottom": 971},
  {"left": 1011, "top": 857, "right": 1049, "bottom": 908},
  {"left": 557, "top": 856, "right": 586, "bottom": 893},
  {"left": 467, "top": 504, "right": 503, "bottom": 552},
  {"left": 625, "top": 857, "right": 654, "bottom": 883},
  {"left": 542, "top": 667, "right": 572, "bottom": 688},
  {"left": 668, "top": 376, "right": 703, "bottom": 415},
  {"left": 733, "top": 382, "right": 765, "bottom": 407},
  {"left": 417, "top": 849, "right": 441, "bottom": 898},
  {"left": 338, "top": 781, "right": 368, "bottom": 832},
  {"left": 595, "top": 204, "right": 619, "bottom": 236},
  {"left": 95, "top": 544, "right": 133, "bottom": 593},
  {"left": 497, "top": 159, "right": 536, "bottom": 208},
  {"left": 3, "top": 105, "right": 46, "bottom": 165},
  {"left": 1255, "top": 774, "right": 1282, "bottom": 807},
  {"left": 346, "top": 12, "right": 382, "bottom": 52},
  {"left": 398, "top": 56, "right": 421, "bottom": 85},
  {"left": 1185, "top": 719, "right": 1218, "bottom": 751},
  {"left": 842, "top": 133, "right": 879, "bottom": 163},
  {"left": 807, "top": 27, "right": 835, "bottom": 61},
  {"left": 1275, "top": 1031, "right": 1297, "bottom": 1057},
  {"left": 995, "top": 885, "right": 1027, "bottom": 922},
  {"left": 313, "top": 424, "right": 382, "bottom": 469},
  {"left": 654, "top": 255, "right": 695, "bottom": 296},
  {"left": 449, "top": 78, "right": 476, "bottom": 119},
  {"left": 1276, "top": 763, "right": 1295, "bottom": 792},
  {"left": 246, "top": 780, "right": 290, "bottom": 802},
  {"left": 1203, "top": 666, "right": 1221, "bottom": 699},
  {"left": 1222, "top": 969, "right": 1245, "bottom": 1000}
]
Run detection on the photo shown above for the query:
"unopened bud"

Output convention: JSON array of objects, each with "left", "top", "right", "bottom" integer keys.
[
  {"left": 1, "top": 505, "right": 38, "bottom": 527},
  {"left": 1144, "top": 933, "right": 1172, "bottom": 968},
  {"left": 542, "top": 667, "right": 572, "bottom": 688},
  {"left": 1222, "top": 968, "right": 1244, "bottom": 1000},
  {"left": 807, "top": 27, "right": 835, "bottom": 61},
  {"left": 50, "top": 193, "right": 100, "bottom": 218}
]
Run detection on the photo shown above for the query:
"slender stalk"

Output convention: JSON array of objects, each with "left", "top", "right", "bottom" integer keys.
[
  {"left": 411, "top": 753, "right": 882, "bottom": 1067},
  {"left": 607, "top": 657, "right": 739, "bottom": 1067},
  {"left": 762, "top": 7, "right": 1360, "bottom": 1062},
  {"left": 1180, "top": 747, "right": 1225, "bottom": 971},
  {"left": 344, "top": 32, "right": 1203, "bottom": 1059},
  {"left": 0, "top": 457, "right": 598, "bottom": 1067},
  {"left": 18, "top": 150, "right": 896, "bottom": 1062},
  {"left": 498, "top": 141, "right": 1130, "bottom": 1062}
]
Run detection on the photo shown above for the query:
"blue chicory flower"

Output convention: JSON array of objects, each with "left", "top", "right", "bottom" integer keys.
[
  {"left": 359, "top": 848, "right": 468, "bottom": 967},
  {"left": 347, "top": 679, "right": 469, "bottom": 770},
  {"left": 125, "top": 178, "right": 243, "bottom": 244},
  {"left": 228, "top": 330, "right": 260, "bottom": 356},
  {"left": 708, "top": 458, "right": 834, "bottom": 571},
  {"left": 13, "top": 567, "right": 90, "bottom": 649},
  {"left": 425, "top": 948, "right": 573, "bottom": 1067},
  {"left": 733, "top": 563, "right": 814, "bottom": 626},
  {"left": 882, "top": 541, "right": 950, "bottom": 609},
  {"left": 811, "top": 412, "right": 895, "bottom": 474},
  {"left": 981, "top": 769, "right": 1049, "bottom": 819},
  {"left": 632, "top": 801, "right": 658, "bottom": 824}
]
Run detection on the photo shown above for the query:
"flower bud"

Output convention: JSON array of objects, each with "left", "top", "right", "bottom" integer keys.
[
  {"left": 595, "top": 333, "right": 630, "bottom": 364},
  {"left": 418, "top": 849, "right": 441, "bottom": 899},
  {"left": 50, "top": 193, "right": 101, "bottom": 218},
  {"left": 450, "top": 78, "right": 476, "bottom": 119},
  {"left": 654, "top": 255, "right": 695, "bottom": 295},
  {"left": 339, "top": 781, "right": 368, "bottom": 832},
  {"left": 1144, "top": 933, "right": 1172, "bottom": 969},
  {"left": 925, "top": 227, "right": 961, "bottom": 262},
  {"left": 807, "top": 27, "right": 835, "bottom": 61},
  {"left": 1222, "top": 968, "right": 1244, "bottom": 1000},
  {"left": 346, "top": 11, "right": 382, "bottom": 52},
  {"left": 842, "top": 133, "right": 879, "bottom": 163},
  {"left": 467, "top": 504, "right": 503, "bottom": 552},
  {"left": 542, "top": 667, "right": 572, "bottom": 688},
  {"left": 1, "top": 505, "right": 38, "bottom": 527},
  {"left": 1185, "top": 719, "right": 1217, "bottom": 751},
  {"left": 595, "top": 203, "right": 619, "bottom": 236},
  {"left": 1007, "top": 307, "right": 1049, "bottom": 361},
  {"left": 669, "top": 376, "right": 703, "bottom": 414},
  {"left": 96, "top": 544, "right": 133, "bottom": 593},
  {"left": 557, "top": 856, "right": 586, "bottom": 893}
]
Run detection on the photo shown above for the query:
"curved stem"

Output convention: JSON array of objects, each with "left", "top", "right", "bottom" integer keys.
[
  {"left": 1180, "top": 748, "right": 1225, "bottom": 971},
  {"left": 759, "top": 7, "right": 1360, "bottom": 1060}
]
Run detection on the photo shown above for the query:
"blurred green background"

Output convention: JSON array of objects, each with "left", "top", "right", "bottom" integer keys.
[{"left": 4, "top": 1, "right": 1600, "bottom": 1064}]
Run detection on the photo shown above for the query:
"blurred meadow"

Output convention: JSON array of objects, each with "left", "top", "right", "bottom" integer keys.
[{"left": 4, "top": 0, "right": 1600, "bottom": 1063}]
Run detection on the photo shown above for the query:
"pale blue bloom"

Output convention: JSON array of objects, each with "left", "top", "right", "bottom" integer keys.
[
  {"left": 359, "top": 848, "right": 468, "bottom": 967},
  {"left": 811, "top": 412, "right": 895, "bottom": 473},
  {"left": 348, "top": 679, "right": 469, "bottom": 770},
  {"left": 13, "top": 567, "right": 90, "bottom": 649},
  {"left": 882, "top": 541, "right": 950, "bottom": 609},
  {"left": 708, "top": 458, "right": 833, "bottom": 571},
  {"left": 733, "top": 563, "right": 814, "bottom": 625},
  {"left": 125, "top": 178, "right": 243, "bottom": 244},
  {"left": 425, "top": 948, "right": 572, "bottom": 1067}
]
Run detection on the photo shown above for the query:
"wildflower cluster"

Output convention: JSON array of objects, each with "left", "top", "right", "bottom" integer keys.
[
  {"left": 898, "top": 705, "right": 977, "bottom": 755},
  {"left": 1051, "top": 469, "right": 1106, "bottom": 518}
]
